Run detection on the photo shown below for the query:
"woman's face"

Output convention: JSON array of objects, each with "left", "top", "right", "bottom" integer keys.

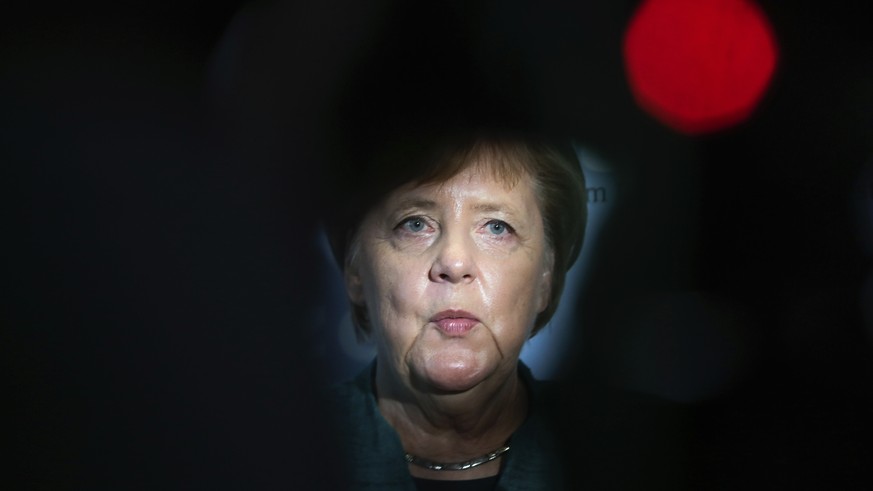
[{"left": 347, "top": 163, "right": 553, "bottom": 394}]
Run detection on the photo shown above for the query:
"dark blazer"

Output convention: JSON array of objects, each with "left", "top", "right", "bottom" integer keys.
[{"left": 327, "top": 360, "right": 566, "bottom": 490}]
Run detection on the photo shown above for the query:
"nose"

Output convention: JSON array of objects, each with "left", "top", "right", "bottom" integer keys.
[{"left": 429, "top": 230, "right": 477, "bottom": 284}]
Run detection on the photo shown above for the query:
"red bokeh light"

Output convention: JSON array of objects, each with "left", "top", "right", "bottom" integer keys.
[{"left": 623, "top": 0, "right": 778, "bottom": 134}]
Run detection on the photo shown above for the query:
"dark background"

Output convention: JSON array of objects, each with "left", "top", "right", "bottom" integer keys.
[{"left": 5, "top": 0, "right": 872, "bottom": 489}]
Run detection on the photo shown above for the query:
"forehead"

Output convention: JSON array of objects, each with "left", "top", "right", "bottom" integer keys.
[{"left": 384, "top": 164, "right": 539, "bottom": 214}]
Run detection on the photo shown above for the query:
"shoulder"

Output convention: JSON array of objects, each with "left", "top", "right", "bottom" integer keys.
[
  {"left": 324, "top": 361, "right": 378, "bottom": 426},
  {"left": 531, "top": 374, "right": 689, "bottom": 490},
  {"left": 325, "top": 361, "right": 416, "bottom": 490},
  {"left": 516, "top": 362, "right": 561, "bottom": 419},
  {"left": 496, "top": 363, "right": 567, "bottom": 490}
]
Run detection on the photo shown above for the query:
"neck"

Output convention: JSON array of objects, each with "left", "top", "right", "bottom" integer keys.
[{"left": 375, "top": 362, "right": 529, "bottom": 472}]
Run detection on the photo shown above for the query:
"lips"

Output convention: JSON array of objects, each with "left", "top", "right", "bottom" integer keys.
[{"left": 430, "top": 310, "right": 480, "bottom": 336}]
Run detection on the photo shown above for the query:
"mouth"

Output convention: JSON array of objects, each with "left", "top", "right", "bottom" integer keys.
[{"left": 430, "top": 309, "right": 480, "bottom": 336}]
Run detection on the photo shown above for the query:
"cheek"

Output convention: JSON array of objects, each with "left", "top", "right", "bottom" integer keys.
[
  {"left": 481, "top": 258, "right": 545, "bottom": 327},
  {"left": 362, "top": 253, "right": 430, "bottom": 326}
]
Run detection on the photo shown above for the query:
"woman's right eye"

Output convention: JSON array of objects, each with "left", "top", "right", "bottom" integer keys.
[{"left": 397, "top": 216, "right": 428, "bottom": 233}]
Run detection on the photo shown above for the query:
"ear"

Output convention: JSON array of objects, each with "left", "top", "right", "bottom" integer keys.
[
  {"left": 345, "top": 262, "right": 365, "bottom": 306},
  {"left": 536, "top": 250, "right": 554, "bottom": 313}
]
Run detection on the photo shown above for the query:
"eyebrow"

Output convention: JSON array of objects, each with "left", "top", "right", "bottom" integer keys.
[
  {"left": 472, "top": 202, "right": 507, "bottom": 214},
  {"left": 390, "top": 198, "right": 439, "bottom": 212},
  {"left": 388, "top": 197, "right": 521, "bottom": 218}
]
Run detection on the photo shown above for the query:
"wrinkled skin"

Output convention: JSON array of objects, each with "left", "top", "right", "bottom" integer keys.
[{"left": 346, "top": 165, "right": 553, "bottom": 397}]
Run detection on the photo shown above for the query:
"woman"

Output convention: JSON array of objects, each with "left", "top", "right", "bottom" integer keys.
[{"left": 326, "top": 132, "right": 587, "bottom": 490}]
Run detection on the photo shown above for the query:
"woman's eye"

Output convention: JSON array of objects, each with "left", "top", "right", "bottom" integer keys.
[
  {"left": 399, "top": 217, "right": 427, "bottom": 233},
  {"left": 486, "top": 220, "right": 512, "bottom": 236}
]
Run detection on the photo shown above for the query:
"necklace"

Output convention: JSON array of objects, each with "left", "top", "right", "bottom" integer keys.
[{"left": 404, "top": 445, "right": 510, "bottom": 471}]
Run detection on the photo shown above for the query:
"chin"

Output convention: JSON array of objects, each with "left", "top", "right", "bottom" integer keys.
[{"left": 411, "top": 348, "right": 497, "bottom": 393}]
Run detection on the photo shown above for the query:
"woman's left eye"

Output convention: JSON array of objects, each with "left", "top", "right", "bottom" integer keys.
[{"left": 485, "top": 220, "right": 513, "bottom": 236}]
